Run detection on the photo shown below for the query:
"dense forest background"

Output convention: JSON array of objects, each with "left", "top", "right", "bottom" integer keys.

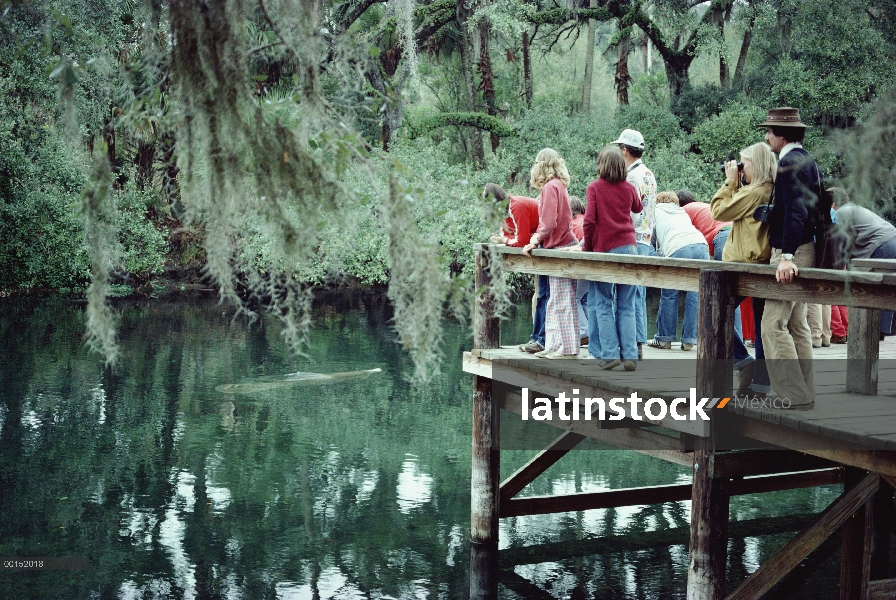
[{"left": 2, "top": 0, "right": 896, "bottom": 368}]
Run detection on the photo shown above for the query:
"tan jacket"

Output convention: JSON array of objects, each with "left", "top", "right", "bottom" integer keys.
[{"left": 710, "top": 180, "right": 772, "bottom": 264}]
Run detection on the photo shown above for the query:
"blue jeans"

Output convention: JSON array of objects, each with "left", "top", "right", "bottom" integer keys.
[
  {"left": 531, "top": 274, "right": 550, "bottom": 347},
  {"left": 576, "top": 279, "right": 589, "bottom": 338},
  {"left": 872, "top": 237, "right": 896, "bottom": 335},
  {"left": 591, "top": 245, "right": 639, "bottom": 361},
  {"left": 736, "top": 295, "right": 771, "bottom": 392},
  {"left": 655, "top": 244, "right": 709, "bottom": 345},
  {"left": 713, "top": 228, "right": 747, "bottom": 360},
  {"left": 635, "top": 243, "right": 656, "bottom": 344}
]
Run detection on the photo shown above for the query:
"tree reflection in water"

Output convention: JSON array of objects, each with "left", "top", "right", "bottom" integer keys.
[{"left": 0, "top": 295, "right": 843, "bottom": 599}]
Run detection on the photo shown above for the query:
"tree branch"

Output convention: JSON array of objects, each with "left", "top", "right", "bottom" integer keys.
[{"left": 407, "top": 112, "right": 516, "bottom": 139}]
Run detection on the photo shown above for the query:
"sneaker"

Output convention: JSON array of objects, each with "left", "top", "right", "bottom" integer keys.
[
  {"left": 623, "top": 360, "right": 636, "bottom": 371},
  {"left": 638, "top": 343, "right": 643, "bottom": 360},
  {"left": 647, "top": 339, "right": 671, "bottom": 350},
  {"left": 681, "top": 343, "right": 694, "bottom": 351},
  {"left": 520, "top": 341, "right": 544, "bottom": 353},
  {"left": 544, "top": 351, "right": 579, "bottom": 359},
  {"left": 812, "top": 344, "right": 821, "bottom": 349},
  {"left": 596, "top": 358, "right": 621, "bottom": 370},
  {"left": 534, "top": 349, "right": 550, "bottom": 357},
  {"left": 831, "top": 335, "right": 847, "bottom": 344},
  {"left": 580, "top": 336, "right": 589, "bottom": 346}
]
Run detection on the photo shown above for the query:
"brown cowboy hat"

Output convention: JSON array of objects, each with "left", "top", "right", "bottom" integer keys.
[{"left": 757, "top": 107, "right": 808, "bottom": 129}]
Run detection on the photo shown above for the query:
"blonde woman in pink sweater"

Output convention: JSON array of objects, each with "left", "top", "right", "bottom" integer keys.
[{"left": 522, "top": 148, "right": 579, "bottom": 358}]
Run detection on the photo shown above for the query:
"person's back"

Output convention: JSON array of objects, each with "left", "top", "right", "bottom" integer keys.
[
  {"left": 836, "top": 203, "right": 896, "bottom": 258},
  {"left": 583, "top": 179, "right": 641, "bottom": 252},
  {"left": 654, "top": 203, "right": 707, "bottom": 257},
  {"left": 683, "top": 202, "right": 730, "bottom": 253},
  {"left": 505, "top": 196, "right": 540, "bottom": 247}
]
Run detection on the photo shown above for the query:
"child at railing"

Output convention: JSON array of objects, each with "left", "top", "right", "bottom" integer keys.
[
  {"left": 581, "top": 146, "right": 643, "bottom": 371},
  {"left": 521, "top": 149, "right": 580, "bottom": 359}
]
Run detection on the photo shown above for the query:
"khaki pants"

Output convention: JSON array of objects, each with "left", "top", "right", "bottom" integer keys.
[
  {"left": 761, "top": 243, "right": 816, "bottom": 406},
  {"left": 806, "top": 304, "right": 831, "bottom": 346}
]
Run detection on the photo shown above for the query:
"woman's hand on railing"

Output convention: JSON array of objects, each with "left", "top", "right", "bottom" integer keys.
[{"left": 490, "top": 233, "right": 506, "bottom": 244}]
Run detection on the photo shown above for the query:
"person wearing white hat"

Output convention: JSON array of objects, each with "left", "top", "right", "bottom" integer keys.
[{"left": 612, "top": 128, "right": 657, "bottom": 359}]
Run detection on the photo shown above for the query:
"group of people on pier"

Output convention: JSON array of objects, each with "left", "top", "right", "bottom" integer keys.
[{"left": 486, "top": 107, "right": 896, "bottom": 410}]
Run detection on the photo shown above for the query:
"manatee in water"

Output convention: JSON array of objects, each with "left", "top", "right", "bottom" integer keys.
[{"left": 215, "top": 368, "right": 382, "bottom": 394}]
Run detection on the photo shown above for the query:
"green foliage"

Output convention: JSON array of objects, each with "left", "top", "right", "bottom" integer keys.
[
  {"left": 691, "top": 98, "right": 767, "bottom": 163},
  {"left": 671, "top": 83, "right": 739, "bottom": 132},
  {"left": 406, "top": 110, "right": 517, "bottom": 139},
  {"left": 615, "top": 103, "right": 687, "bottom": 150}
]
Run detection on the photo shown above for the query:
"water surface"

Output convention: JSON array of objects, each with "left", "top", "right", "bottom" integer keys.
[{"left": 0, "top": 293, "right": 846, "bottom": 598}]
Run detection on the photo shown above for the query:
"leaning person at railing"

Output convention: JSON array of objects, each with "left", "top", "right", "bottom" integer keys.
[
  {"left": 710, "top": 142, "right": 777, "bottom": 398},
  {"left": 581, "top": 146, "right": 643, "bottom": 371},
  {"left": 648, "top": 191, "right": 710, "bottom": 352},
  {"left": 760, "top": 107, "right": 825, "bottom": 410},
  {"left": 678, "top": 189, "right": 747, "bottom": 359},
  {"left": 834, "top": 187, "right": 896, "bottom": 340},
  {"left": 483, "top": 183, "right": 549, "bottom": 355},
  {"left": 521, "top": 148, "right": 580, "bottom": 359}
]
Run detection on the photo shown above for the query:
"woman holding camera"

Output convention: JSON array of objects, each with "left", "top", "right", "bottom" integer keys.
[{"left": 710, "top": 142, "right": 776, "bottom": 396}]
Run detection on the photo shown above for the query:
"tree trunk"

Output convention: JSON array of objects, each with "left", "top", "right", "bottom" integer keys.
[
  {"left": 777, "top": 5, "right": 793, "bottom": 56},
  {"left": 733, "top": 14, "right": 755, "bottom": 87},
  {"left": 615, "top": 31, "right": 632, "bottom": 106},
  {"left": 665, "top": 56, "right": 690, "bottom": 99},
  {"left": 135, "top": 141, "right": 155, "bottom": 191},
  {"left": 719, "top": 23, "right": 729, "bottom": 87},
  {"left": 478, "top": 21, "right": 500, "bottom": 152},
  {"left": 522, "top": 29, "right": 533, "bottom": 109},
  {"left": 581, "top": 0, "right": 597, "bottom": 113},
  {"left": 457, "top": 0, "right": 484, "bottom": 168}
]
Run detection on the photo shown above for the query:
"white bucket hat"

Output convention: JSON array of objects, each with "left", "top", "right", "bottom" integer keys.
[{"left": 611, "top": 129, "right": 645, "bottom": 150}]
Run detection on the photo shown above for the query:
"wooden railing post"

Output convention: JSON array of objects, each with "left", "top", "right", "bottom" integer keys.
[
  {"left": 688, "top": 270, "right": 734, "bottom": 600},
  {"left": 471, "top": 246, "right": 501, "bottom": 600},
  {"left": 847, "top": 308, "right": 880, "bottom": 395}
]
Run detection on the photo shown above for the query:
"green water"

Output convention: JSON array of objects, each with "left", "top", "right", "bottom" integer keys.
[{"left": 0, "top": 294, "right": 847, "bottom": 598}]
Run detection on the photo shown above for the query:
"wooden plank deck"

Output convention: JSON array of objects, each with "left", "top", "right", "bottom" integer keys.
[{"left": 463, "top": 336, "right": 896, "bottom": 451}]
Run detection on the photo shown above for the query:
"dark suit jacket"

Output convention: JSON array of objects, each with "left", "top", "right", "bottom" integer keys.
[{"left": 768, "top": 147, "right": 823, "bottom": 254}]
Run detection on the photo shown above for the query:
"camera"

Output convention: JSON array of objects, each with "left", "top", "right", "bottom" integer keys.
[{"left": 719, "top": 162, "right": 744, "bottom": 173}]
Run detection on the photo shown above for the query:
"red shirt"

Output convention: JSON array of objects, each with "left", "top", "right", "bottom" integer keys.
[
  {"left": 502, "top": 196, "right": 539, "bottom": 247},
  {"left": 583, "top": 179, "right": 643, "bottom": 252},
  {"left": 535, "top": 178, "right": 576, "bottom": 249},
  {"left": 684, "top": 202, "right": 731, "bottom": 257},
  {"left": 571, "top": 214, "right": 585, "bottom": 241}
]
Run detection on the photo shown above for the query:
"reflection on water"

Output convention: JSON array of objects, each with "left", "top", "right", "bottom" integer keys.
[{"left": 0, "top": 294, "right": 844, "bottom": 599}]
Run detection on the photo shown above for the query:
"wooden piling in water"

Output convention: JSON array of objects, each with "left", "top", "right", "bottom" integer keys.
[
  {"left": 688, "top": 270, "right": 733, "bottom": 600},
  {"left": 470, "top": 248, "right": 500, "bottom": 600}
]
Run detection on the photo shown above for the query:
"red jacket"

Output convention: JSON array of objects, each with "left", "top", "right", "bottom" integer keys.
[
  {"left": 571, "top": 214, "right": 585, "bottom": 241},
  {"left": 583, "top": 179, "right": 643, "bottom": 252},
  {"left": 502, "top": 196, "right": 539, "bottom": 247},
  {"left": 535, "top": 178, "right": 576, "bottom": 249},
  {"left": 684, "top": 202, "right": 731, "bottom": 257}
]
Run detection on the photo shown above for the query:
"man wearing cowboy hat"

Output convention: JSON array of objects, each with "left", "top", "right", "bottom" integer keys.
[
  {"left": 759, "top": 107, "right": 824, "bottom": 410},
  {"left": 612, "top": 128, "right": 657, "bottom": 359}
]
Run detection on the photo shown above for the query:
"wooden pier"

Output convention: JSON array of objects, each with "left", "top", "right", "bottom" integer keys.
[{"left": 465, "top": 245, "right": 896, "bottom": 599}]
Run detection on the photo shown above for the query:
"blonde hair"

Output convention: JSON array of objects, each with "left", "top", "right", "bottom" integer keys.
[
  {"left": 740, "top": 142, "right": 777, "bottom": 187},
  {"left": 529, "top": 148, "right": 571, "bottom": 190},
  {"left": 656, "top": 191, "right": 680, "bottom": 205},
  {"left": 597, "top": 146, "right": 626, "bottom": 183}
]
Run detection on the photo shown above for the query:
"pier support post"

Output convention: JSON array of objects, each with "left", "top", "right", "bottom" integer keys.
[
  {"left": 687, "top": 270, "right": 733, "bottom": 599},
  {"left": 846, "top": 308, "right": 880, "bottom": 395},
  {"left": 840, "top": 468, "right": 873, "bottom": 599},
  {"left": 471, "top": 247, "right": 501, "bottom": 600}
]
